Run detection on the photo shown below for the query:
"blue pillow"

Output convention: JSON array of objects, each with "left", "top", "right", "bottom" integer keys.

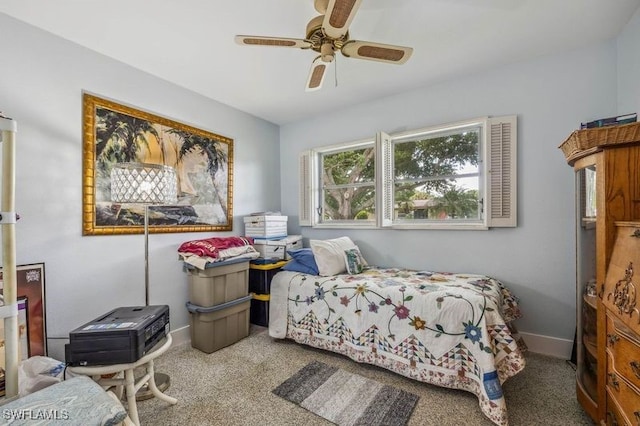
[
  {"left": 282, "top": 259, "right": 318, "bottom": 275},
  {"left": 288, "top": 248, "right": 318, "bottom": 270},
  {"left": 284, "top": 248, "right": 319, "bottom": 275}
]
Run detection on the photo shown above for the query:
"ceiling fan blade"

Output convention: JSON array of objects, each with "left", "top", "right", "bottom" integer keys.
[
  {"left": 305, "top": 56, "right": 328, "bottom": 92},
  {"left": 322, "top": 0, "right": 363, "bottom": 39},
  {"left": 235, "top": 35, "right": 312, "bottom": 49},
  {"left": 341, "top": 40, "right": 413, "bottom": 64}
]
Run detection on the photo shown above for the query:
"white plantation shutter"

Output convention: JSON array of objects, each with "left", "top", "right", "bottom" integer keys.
[
  {"left": 486, "top": 115, "right": 517, "bottom": 227},
  {"left": 377, "top": 132, "right": 393, "bottom": 227},
  {"left": 299, "top": 150, "right": 313, "bottom": 226}
]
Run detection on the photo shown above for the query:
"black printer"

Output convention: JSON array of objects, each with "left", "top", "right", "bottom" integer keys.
[{"left": 65, "top": 305, "right": 170, "bottom": 366}]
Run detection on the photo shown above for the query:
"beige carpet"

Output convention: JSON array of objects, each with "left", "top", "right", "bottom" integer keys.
[{"left": 136, "top": 326, "right": 594, "bottom": 426}]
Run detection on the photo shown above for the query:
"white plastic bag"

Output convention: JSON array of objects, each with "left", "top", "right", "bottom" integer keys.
[{"left": 18, "top": 356, "right": 66, "bottom": 397}]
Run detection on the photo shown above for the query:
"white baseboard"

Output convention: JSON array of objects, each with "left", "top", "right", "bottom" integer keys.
[
  {"left": 519, "top": 331, "right": 573, "bottom": 359},
  {"left": 170, "top": 326, "right": 573, "bottom": 360},
  {"left": 168, "top": 325, "right": 191, "bottom": 347}
]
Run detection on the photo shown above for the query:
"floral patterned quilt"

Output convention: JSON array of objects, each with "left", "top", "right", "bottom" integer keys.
[{"left": 268, "top": 266, "right": 526, "bottom": 426}]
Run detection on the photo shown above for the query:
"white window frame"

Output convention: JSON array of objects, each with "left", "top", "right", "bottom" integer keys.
[
  {"left": 299, "top": 115, "right": 517, "bottom": 230},
  {"left": 302, "top": 138, "right": 378, "bottom": 229}
]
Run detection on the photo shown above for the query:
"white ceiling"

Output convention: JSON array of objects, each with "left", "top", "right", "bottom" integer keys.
[{"left": 1, "top": 0, "right": 639, "bottom": 125}]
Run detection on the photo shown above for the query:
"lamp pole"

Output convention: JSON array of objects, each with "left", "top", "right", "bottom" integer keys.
[
  {"left": 110, "top": 162, "right": 177, "bottom": 399},
  {"left": 144, "top": 204, "right": 150, "bottom": 306}
]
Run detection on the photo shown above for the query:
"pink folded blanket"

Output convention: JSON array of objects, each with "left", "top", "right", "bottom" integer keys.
[{"left": 178, "top": 236, "right": 254, "bottom": 259}]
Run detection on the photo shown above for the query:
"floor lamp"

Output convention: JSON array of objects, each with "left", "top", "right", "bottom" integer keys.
[{"left": 110, "top": 162, "right": 177, "bottom": 399}]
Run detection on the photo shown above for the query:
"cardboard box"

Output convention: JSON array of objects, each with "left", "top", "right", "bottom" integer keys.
[
  {"left": 252, "top": 235, "right": 302, "bottom": 260},
  {"left": 243, "top": 215, "right": 288, "bottom": 238}
]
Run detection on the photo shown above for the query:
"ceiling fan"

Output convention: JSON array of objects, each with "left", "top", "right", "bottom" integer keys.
[{"left": 235, "top": 0, "right": 413, "bottom": 92}]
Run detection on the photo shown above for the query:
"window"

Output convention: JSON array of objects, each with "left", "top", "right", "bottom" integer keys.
[
  {"left": 390, "top": 122, "right": 481, "bottom": 224},
  {"left": 300, "top": 115, "right": 517, "bottom": 229},
  {"left": 318, "top": 140, "right": 376, "bottom": 224}
]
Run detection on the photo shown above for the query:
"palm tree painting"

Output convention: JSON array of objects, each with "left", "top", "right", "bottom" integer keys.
[{"left": 82, "top": 94, "right": 233, "bottom": 235}]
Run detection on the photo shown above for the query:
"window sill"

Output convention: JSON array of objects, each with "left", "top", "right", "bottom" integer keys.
[
  {"left": 305, "top": 222, "right": 489, "bottom": 231},
  {"left": 390, "top": 223, "right": 488, "bottom": 231},
  {"left": 312, "top": 222, "right": 378, "bottom": 230}
]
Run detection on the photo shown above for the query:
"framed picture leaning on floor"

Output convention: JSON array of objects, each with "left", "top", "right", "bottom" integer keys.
[{"left": 0, "top": 263, "right": 46, "bottom": 356}]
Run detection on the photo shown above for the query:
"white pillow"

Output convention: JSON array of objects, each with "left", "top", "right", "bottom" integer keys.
[{"left": 310, "top": 237, "right": 356, "bottom": 276}]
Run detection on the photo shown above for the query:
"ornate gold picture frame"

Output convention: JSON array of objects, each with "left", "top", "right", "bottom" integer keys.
[{"left": 82, "top": 93, "right": 233, "bottom": 235}]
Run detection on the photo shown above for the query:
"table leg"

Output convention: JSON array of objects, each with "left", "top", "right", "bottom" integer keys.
[
  {"left": 114, "top": 371, "right": 124, "bottom": 400},
  {"left": 124, "top": 369, "right": 140, "bottom": 426},
  {"left": 146, "top": 360, "right": 178, "bottom": 405}
]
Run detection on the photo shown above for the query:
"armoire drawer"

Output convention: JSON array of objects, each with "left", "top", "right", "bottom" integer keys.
[
  {"left": 606, "top": 353, "right": 640, "bottom": 425},
  {"left": 607, "top": 312, "right": 640, "bottom": 391},
  {"left": 605, "top": 390, "right": 629, "bottom": 426}
]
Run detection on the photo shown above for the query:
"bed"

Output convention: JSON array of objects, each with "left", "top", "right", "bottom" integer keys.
[{"left": 269, "top": 263, "right": 526, "bottom": 426}]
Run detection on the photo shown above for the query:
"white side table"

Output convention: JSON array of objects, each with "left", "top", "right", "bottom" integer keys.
[{"left": 68, "top": 334, "right": 177, "bottom": 426}]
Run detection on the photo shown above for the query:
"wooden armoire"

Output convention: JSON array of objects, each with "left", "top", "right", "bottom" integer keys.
[{"left": 559, "top": 122, "right": 640, "bottom": 425}]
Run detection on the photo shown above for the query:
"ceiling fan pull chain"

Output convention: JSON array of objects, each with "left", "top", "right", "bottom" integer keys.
[{"left": 334, "top": 56, "right": 338, "bottom": 88}]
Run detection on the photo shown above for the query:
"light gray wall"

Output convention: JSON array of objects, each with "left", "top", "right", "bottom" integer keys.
[
  {"left": 0, "top": 14, "right": 281, "bottom": 360},
  {"left": 617, "top": 6, "right": 640, "bottom": 114},
  {"left": 279, "top": 41, "right": 620, "bottom": 344}
]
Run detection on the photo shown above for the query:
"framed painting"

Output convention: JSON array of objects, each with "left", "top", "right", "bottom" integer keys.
[
  {"left": 82, "top": 93, "right": 234, "bottom": 235},
  {"left": 0, "top": 263, "right": 46, "bottom": 357}
]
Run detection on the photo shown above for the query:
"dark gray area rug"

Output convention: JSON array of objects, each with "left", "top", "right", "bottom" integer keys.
[{"left": 273, "top": 360, "right": 419, "bottom": 426}]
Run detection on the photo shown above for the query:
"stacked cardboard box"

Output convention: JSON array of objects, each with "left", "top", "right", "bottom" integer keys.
[
  {"left": 243, "top": 215, "right": 288, "bottom": 239},
  {"left": 252, "top": 235, "right": 302, "bottom": 260}
]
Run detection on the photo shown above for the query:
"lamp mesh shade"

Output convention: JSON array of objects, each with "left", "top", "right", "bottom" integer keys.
[{"left": 110, "top": 163, "right": 178, "bottom": 204}]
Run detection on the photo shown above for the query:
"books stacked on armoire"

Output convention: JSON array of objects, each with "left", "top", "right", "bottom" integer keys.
[
  {"left": 580, "top": 112, "right": 637, "bottom": 129},
  {"left": 243, "top": 212, "right": 302, "bottom": 263}
]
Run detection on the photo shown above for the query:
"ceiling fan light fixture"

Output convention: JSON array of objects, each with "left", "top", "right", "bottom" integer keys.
[{"left": 320, "top": 42, "right": 335, "bottom": 62}]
